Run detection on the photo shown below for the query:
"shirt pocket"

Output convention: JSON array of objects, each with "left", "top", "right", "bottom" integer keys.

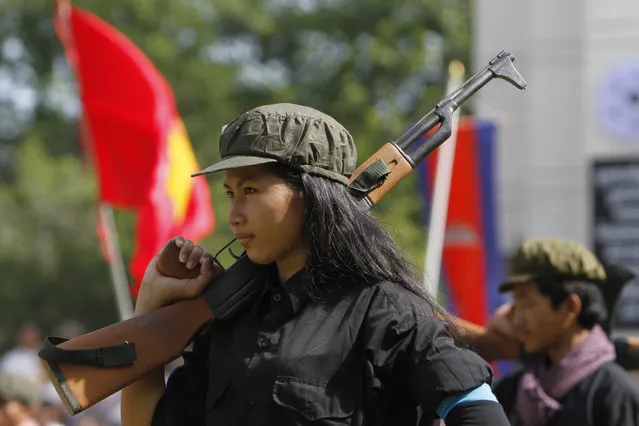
[{"left": 272, "top": 376, "right": 354, "bottom": 424}]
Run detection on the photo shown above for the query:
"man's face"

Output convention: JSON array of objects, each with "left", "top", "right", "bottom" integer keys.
[
  {"left": 511, "top": 282, "right": 573, "bottom": 354},
  {"left": 1, "top": 399, "right": 32, "bottom": 426},
  {"left": 18, "top": 323, "right": 41, "bottom": 350}
]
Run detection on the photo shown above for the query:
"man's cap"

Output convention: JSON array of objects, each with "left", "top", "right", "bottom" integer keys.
[
  {"left": 499, "top": 238, "right": 607, "bottom": 292},
  {"left": 193, "top": 103, "right": 358, "bottom": 185}
]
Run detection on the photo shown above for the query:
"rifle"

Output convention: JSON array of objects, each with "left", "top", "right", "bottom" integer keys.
[{"left": 37, "top": 51, "right": 526, "bottom": 415}]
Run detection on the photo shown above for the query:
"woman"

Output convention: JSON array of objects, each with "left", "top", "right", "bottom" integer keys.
[{"left": 122, "top": 103, "right": 508, "bottom": 426}]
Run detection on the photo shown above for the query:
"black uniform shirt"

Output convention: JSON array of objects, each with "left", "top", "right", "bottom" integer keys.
[{"left": 152, "top": 266, "right": 496, "bottom": 426}]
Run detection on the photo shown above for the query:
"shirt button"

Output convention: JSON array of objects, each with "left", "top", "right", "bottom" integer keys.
[
  {"left": 273, "top": 293, "right": 282, "bottom": 302},
  {"left": 248, "top": 397, "right": 257, "bottom": 407}
]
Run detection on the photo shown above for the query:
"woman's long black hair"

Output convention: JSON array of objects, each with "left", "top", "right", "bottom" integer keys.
[{"left": 266, "top": 163, "right": 451, "bottom": 322}]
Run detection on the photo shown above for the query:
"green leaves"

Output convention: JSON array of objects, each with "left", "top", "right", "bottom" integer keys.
[
  {"left": 0, "top": 0, "right": 470, "bottom": 350},
  {"left": 0, "top": 139, "right": 118, "bottom": 349}
]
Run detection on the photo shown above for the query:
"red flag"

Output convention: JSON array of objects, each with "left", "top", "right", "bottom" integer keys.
[
  {"left": 54, "top": 1, "right": 215, "bottom": 296},
  {"left": 420, "top": 117, "right": 506, "bottom": 326}
]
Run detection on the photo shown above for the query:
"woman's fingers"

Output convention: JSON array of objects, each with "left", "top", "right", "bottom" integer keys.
[
  {"left": 199, "top": 253, "right": 213, "bottom": 277},
  {"left": 136, "top": 238, "right": 223, "bottom": 314},
  {"left": 186, "top": 245, "right": 204, "bottom": 270},
  {"left": 178, "top": 239, "right": 195, "bottom": 264}
]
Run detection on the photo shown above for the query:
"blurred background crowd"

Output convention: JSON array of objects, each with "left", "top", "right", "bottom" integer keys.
[{"left": 0, "top": 321, "right": 121, "bottom": 426}]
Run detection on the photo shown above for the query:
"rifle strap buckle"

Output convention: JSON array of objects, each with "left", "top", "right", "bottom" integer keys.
[
  {"left": 347, "top": 159, "right": 391, "bottom": 198},
  {"left": 38, "top": 336, "right": 137, "bottom": 368}
]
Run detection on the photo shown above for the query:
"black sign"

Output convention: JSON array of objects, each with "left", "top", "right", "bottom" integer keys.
[{"left": 593, "top": 159, "right": 639, "bottom": 329}]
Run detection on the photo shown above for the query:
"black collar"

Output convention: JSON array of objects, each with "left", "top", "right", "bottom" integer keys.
[{"left": 265, "top": 265, "right": 308, "bottom": 315}]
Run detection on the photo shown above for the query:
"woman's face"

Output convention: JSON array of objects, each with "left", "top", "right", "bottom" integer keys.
[{"left": 224, "top": 165, "right": 306, "bottom": 279}]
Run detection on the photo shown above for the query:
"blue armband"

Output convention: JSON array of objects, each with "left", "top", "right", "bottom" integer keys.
[{"left": 435, "top": 383, "right": 498, "bottom": 419}]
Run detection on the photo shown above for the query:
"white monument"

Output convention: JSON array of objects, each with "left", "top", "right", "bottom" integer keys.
[{"left": 473, "top": 0, "right": 639, "bottom": 328}]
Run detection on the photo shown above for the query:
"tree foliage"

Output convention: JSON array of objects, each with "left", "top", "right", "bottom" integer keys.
[{"left": 0, "top": 0, "right": 471, "bottom": 350}]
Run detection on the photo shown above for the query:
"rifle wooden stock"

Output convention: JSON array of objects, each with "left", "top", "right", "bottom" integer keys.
[
  {"left": 41, "top": 297, "right": 214, "bottom": 414},
  {"left": 40, "top": 243, "right": 218, "bottom": 415}
]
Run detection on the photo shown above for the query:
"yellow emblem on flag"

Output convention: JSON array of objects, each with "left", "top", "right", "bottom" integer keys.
[{"left": 166, "top": 119, "right": 198, "bottom": 223}]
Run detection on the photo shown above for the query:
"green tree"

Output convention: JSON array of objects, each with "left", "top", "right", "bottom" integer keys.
[
  {"left": 0, "top": 139, "right": 118, "bottom": 350},
  {"left": 0, "top": 0, "right": 471, "bottom": 348}
]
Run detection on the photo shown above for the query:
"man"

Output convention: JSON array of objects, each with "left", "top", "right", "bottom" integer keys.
[
  {"left": 0, "top": 371, "right": 40, "bottom": 426},
  {"left": 0, "top": 322, "right": 43, "bottom": 380},
  {"left": 492, "top": 237, "right": 639, "bottom": 425}
]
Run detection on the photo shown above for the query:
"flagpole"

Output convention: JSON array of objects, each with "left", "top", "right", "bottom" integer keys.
[
  {"left": 77, "top": 102, "right": 134, "bottom": 321},
  {"left": 424, "top": 60, "right": 465, "bottom": 295},
  {"left": 55, "top": 0, "right": 134, "bottom": 320},
  {"left": 98, "top": 203, "right": 134, "bottom": 320}
]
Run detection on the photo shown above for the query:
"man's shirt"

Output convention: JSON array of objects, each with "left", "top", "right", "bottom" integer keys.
[{"left": 496, "top": 361, "right": 639, "bottom": 425}]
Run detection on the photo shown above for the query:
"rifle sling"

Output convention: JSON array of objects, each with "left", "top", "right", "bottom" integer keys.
[
  {"left": 347, "top": 159, "right": 391, "bottom": 197},
  {"left": 203, "top": 254, "right": 268, "bottom": 320},
  {"left": 38, "top": 336, "right": 136, "bottom": 367}
]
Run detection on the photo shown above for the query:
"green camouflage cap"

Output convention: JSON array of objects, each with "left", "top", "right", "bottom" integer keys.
[
  {"left": 193, "top": 103, "right": 357, "bottom": 185},
  {"left": 499, "top": 237, "right": 607, "bottom": 292}
]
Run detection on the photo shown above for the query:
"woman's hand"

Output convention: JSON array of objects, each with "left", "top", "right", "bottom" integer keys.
[{"left": 134, "top": 237, "right": 217, "bottom": 315}]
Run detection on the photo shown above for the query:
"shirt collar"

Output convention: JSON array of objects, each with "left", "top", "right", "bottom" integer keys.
[{"left": 266, "top": 265, "right": 308, "bottom": 314}]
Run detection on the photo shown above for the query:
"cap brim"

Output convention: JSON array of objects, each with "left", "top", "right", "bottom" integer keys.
[
  {"left": 498, "top": 273, "right": 538, "bottom": 293},
  {"left": 191, "top": 155, "right": 278, "bottom": 177}
]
